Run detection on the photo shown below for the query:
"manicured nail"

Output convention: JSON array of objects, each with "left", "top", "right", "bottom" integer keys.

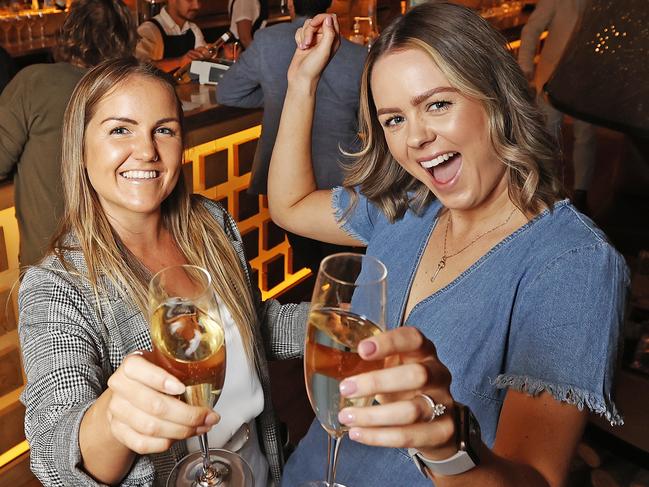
[
  {"left": 204, "top": 412, "right": 219, "bottom": 426},
  {"left": 349, "top": 428, "right": 362, "bottom": 441},
  {"left": 338, "top": 410, "right": 355, "bottom": 424},
  {"left": 164, "top": 378, "right": 185, "bottom": 395},
  {"left": 339, "top": 379, "right": 357, "bottom": 396},
  {"left": 358, "top": 340, "right": 377, "bottom": 357}
]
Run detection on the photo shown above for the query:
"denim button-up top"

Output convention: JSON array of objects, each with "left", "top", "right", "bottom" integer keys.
[{"left": 282, "top": 187, "right": 628, "bottom": 487}]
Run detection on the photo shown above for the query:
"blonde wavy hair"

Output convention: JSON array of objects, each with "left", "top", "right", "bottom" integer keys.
[
  {"left": 345, "top": 2, "right": 563, "bottom": 222},
  {"left": 51, "top": 58, "right": 258, "bottom": 361}
]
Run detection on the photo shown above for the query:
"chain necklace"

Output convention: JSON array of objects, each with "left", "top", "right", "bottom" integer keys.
[{"left": 430, "top": 207, "right": 517, "bottom": 283}]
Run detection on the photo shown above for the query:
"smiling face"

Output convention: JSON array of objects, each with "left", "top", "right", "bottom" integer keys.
[
  {"left": 83, "top": 75, "right": 183, "bottom": 223},
  {"left": 371, "top": 48, "right": 508, "bottom": 212}
]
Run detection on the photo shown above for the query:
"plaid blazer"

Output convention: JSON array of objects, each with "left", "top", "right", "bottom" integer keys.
[{"left": 18, "top": 196, "right": 308, "bottom": 486}]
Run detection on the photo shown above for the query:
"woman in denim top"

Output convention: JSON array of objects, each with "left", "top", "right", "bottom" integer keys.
[{"left": 268, "top": 3, "right": 629, "bottom": 487}]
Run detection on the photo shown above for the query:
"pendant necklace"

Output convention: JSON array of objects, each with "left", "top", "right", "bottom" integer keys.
[{"left": 430, "top": 207, "right": 517, "bottom": 283}]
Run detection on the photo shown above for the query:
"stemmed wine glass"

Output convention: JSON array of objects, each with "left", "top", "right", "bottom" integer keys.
[
  {"left": 148, "top": 265, "right": 253, "bottom": 487},
  {"left": 302, "top": 253, "right": 387, "bottom": 487}
]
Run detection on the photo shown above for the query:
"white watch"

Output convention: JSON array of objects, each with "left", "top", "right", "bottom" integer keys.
[{"left": 408, "top": 403, "right": 481, "bottom": 477}]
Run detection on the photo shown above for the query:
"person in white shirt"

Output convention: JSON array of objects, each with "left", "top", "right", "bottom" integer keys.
[
  {"left": 136, "top": 0, "right": 210, "bottom": 72},
  {"left": 518, "top": 0, "right": 596, "bottom": 213},
  {"left": 228, "top": 0, "right": 268, "bottom": 48}
]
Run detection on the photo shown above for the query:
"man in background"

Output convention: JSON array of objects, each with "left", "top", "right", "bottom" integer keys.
[
  {"left": 228, "top": 0, "right": 268, "bottom": 49},
  {"left": 136, "top": 0, "right": 209, "bottom": 72},
  {"left": 217, "top": 0, "right": 367, "bottom": 272},
  {"left": 519, "top": 0, "right": 596, "bottom": 213}
]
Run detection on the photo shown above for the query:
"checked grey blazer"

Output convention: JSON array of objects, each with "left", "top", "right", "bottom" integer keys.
[{"left": 18, "top": 196, "right": 308, "bottom": 486}]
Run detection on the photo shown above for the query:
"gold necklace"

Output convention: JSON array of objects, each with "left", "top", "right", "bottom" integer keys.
[{"left": 430, "top": 207, "right": 517, "bottom": 283}]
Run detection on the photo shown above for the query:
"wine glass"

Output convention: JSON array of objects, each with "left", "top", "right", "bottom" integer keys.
[
  {"left": 302, "top": 253, "right": 387, "bottom": 487},
  {"left": 148, "top": 265, "right": 254, "bottom": 487}
]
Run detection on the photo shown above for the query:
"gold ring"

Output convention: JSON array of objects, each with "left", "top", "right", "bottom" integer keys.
[{"left": 418, "top": 393, "right": 446, "bottom": 422}]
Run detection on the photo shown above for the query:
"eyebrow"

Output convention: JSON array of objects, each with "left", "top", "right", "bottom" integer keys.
[
  {"left": 100, "top": 116, "right": 180, "bottom": 125},
  {"left": 376, "top": 87, "right": 459, "bottom": 116}
]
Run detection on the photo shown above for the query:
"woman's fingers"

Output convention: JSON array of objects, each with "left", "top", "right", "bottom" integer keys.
[
  {"left": 340, "top": 360, "right": 451, "bottom": 398},
  {"left": 109, "top": 372, "right": 217, "bottom": 428},
  {"left": 339, "top": 394, "right": 452, "bottom": 428},
  {"left": 358, "top": 326, "right": 437, "bottom": 361},
  {"left": 117, "top": 354, "right": 185, "bottom": 395},
  {"left": 108, "top": 395, "right": 204, "bottom": 440},
  {"left": 296, "top": 14, "right": 338, "bottom": 50},
  {"left": 346, "top": 420, "right": 456, "bottom": 450},
  {"left": 108, "top": 415, "right": 176, "bottom": 455}
]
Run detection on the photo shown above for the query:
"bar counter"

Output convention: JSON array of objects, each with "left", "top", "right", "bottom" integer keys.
[{"left": 0, "top": 81, "right": 311, "bottom": 476}]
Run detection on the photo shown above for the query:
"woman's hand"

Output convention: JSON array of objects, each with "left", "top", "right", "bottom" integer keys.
[
  {"left": 338, "top": 327, "right": 459, "bottom": 461},
  {"left": 287, "top": 14, "right": 341, "bottom": 88},
  {"left": 106, "top": 352, "right": 219, "bottom": 455}
]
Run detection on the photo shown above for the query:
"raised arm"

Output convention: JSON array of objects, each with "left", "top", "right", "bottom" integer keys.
[{"left": 267, "top": 15, "right": 362, "bottom": 247}]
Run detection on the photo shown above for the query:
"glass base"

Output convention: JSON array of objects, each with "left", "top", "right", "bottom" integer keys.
[
  {"left": 167, "top": 448, "right": 254, "bottom": 487},
  {"left": 299, "top": 482, "right": 346, "bottom": 487}
]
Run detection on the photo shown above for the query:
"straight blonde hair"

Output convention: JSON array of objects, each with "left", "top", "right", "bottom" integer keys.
[
  {"left": 51, "top": 58, "right": 258, "bottom": 362},
  {"left": 345, "top": 2, "right": 563, "bottom": 222}
]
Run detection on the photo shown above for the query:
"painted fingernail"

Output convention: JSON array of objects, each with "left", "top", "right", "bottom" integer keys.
[
  {"left": 164, "top": 378, "right": 185, "bottom": 395},
  {"left": 339, "top": 379, "right": 357, "bottom": 396},
  {"left": 349, "top": 428, "right": 361, "bottom": 441},
  {"left": 338, "top": 410, "right": 355, "bottom": 424},
  {"left": 358, "top": 340, "right": 377, "bottom": 357},
  {"left": 204, "top": 412, "right": 219, "bottom": 426}
]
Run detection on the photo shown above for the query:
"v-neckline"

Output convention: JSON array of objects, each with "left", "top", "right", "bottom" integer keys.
[
  {"left": 395, "top": 200, "right": 565, "bottom": 327},
  {"left": 396, "top": 204, "right": 443, "bottom": 327}
]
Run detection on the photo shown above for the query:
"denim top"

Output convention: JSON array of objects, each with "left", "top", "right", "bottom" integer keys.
[{"left": 282, "top": 187, "right": 628, "bottom": 487}]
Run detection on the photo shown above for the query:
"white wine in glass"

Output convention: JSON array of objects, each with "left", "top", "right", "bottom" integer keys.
[
  {"left": 148, "top": 265, "right": 253, "bottom": 487},
  {"left": 303, "top": 253, "right": 387, "bottom": 487}
]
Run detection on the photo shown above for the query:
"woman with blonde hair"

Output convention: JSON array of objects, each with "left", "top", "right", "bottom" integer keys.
[
  {"left": 269, "top": 3, "right": 628, "bottom": 486},
  {"left": 0, "top": 0, "right": 137, "bottom": 267},
  {"left": 19, "top": 58, "right": 306, "bottom": 486}
]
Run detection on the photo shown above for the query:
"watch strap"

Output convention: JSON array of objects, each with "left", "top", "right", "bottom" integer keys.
[
  {"left": 407, "top": 403, "right": 481, "bottom": 477},
  {"left": 408, "top": 448, "right": 477, "bottom": 477}
]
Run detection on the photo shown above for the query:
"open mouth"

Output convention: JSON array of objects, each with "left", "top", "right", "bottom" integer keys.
[
  {"left": 419, "top": 151, "right": 461, "bottom": 184},
  {"left": 120, "top": 170, "right": 160, "bottom": 180}
]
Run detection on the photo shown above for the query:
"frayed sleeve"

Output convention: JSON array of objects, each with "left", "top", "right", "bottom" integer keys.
[
  {"left": 331, "top": 186, "right": 380, "bottom": 245},
  {"left": 495, "top": 242, "right": 629, "bottom": 425}
]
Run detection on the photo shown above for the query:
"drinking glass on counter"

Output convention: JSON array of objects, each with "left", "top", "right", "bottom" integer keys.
[
  {"left": 148, "top": 265, "right": 253, "bottom": 487},
  {"left": 302, "top": 253, "right": 387, "bottom": 487},
  {"left": 0, "top": 16, "right": 12, "bottom": 46}
]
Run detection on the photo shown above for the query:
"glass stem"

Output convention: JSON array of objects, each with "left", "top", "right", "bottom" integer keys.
[
  {"left": 198, "top": 433, "right": 211, "bottom": 473},
  {"left": 325, "top": 434, "right": 343, "bottom": 487}
]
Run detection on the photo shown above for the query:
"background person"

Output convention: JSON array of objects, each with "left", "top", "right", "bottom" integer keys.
[
  {"left": 267, "top": 6, "right": 628, "bottom": 487},
  {"left": 136, "top": 0, "right": 210, "bottom": 72},
  {"left": 0, "top": 0, "right": 136, "bottom": 266},
  {"left": 217, "top": 0, "right": 366, "bottom": 272},
  {"left": 18, "top": 58, "right": 308, "bottom": 487},
  {"left": 518, "top": 0, "right": 596, "bottom": 213},
  {"left": 228, "top": 0, "right": 268, "bottom": 49}
]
